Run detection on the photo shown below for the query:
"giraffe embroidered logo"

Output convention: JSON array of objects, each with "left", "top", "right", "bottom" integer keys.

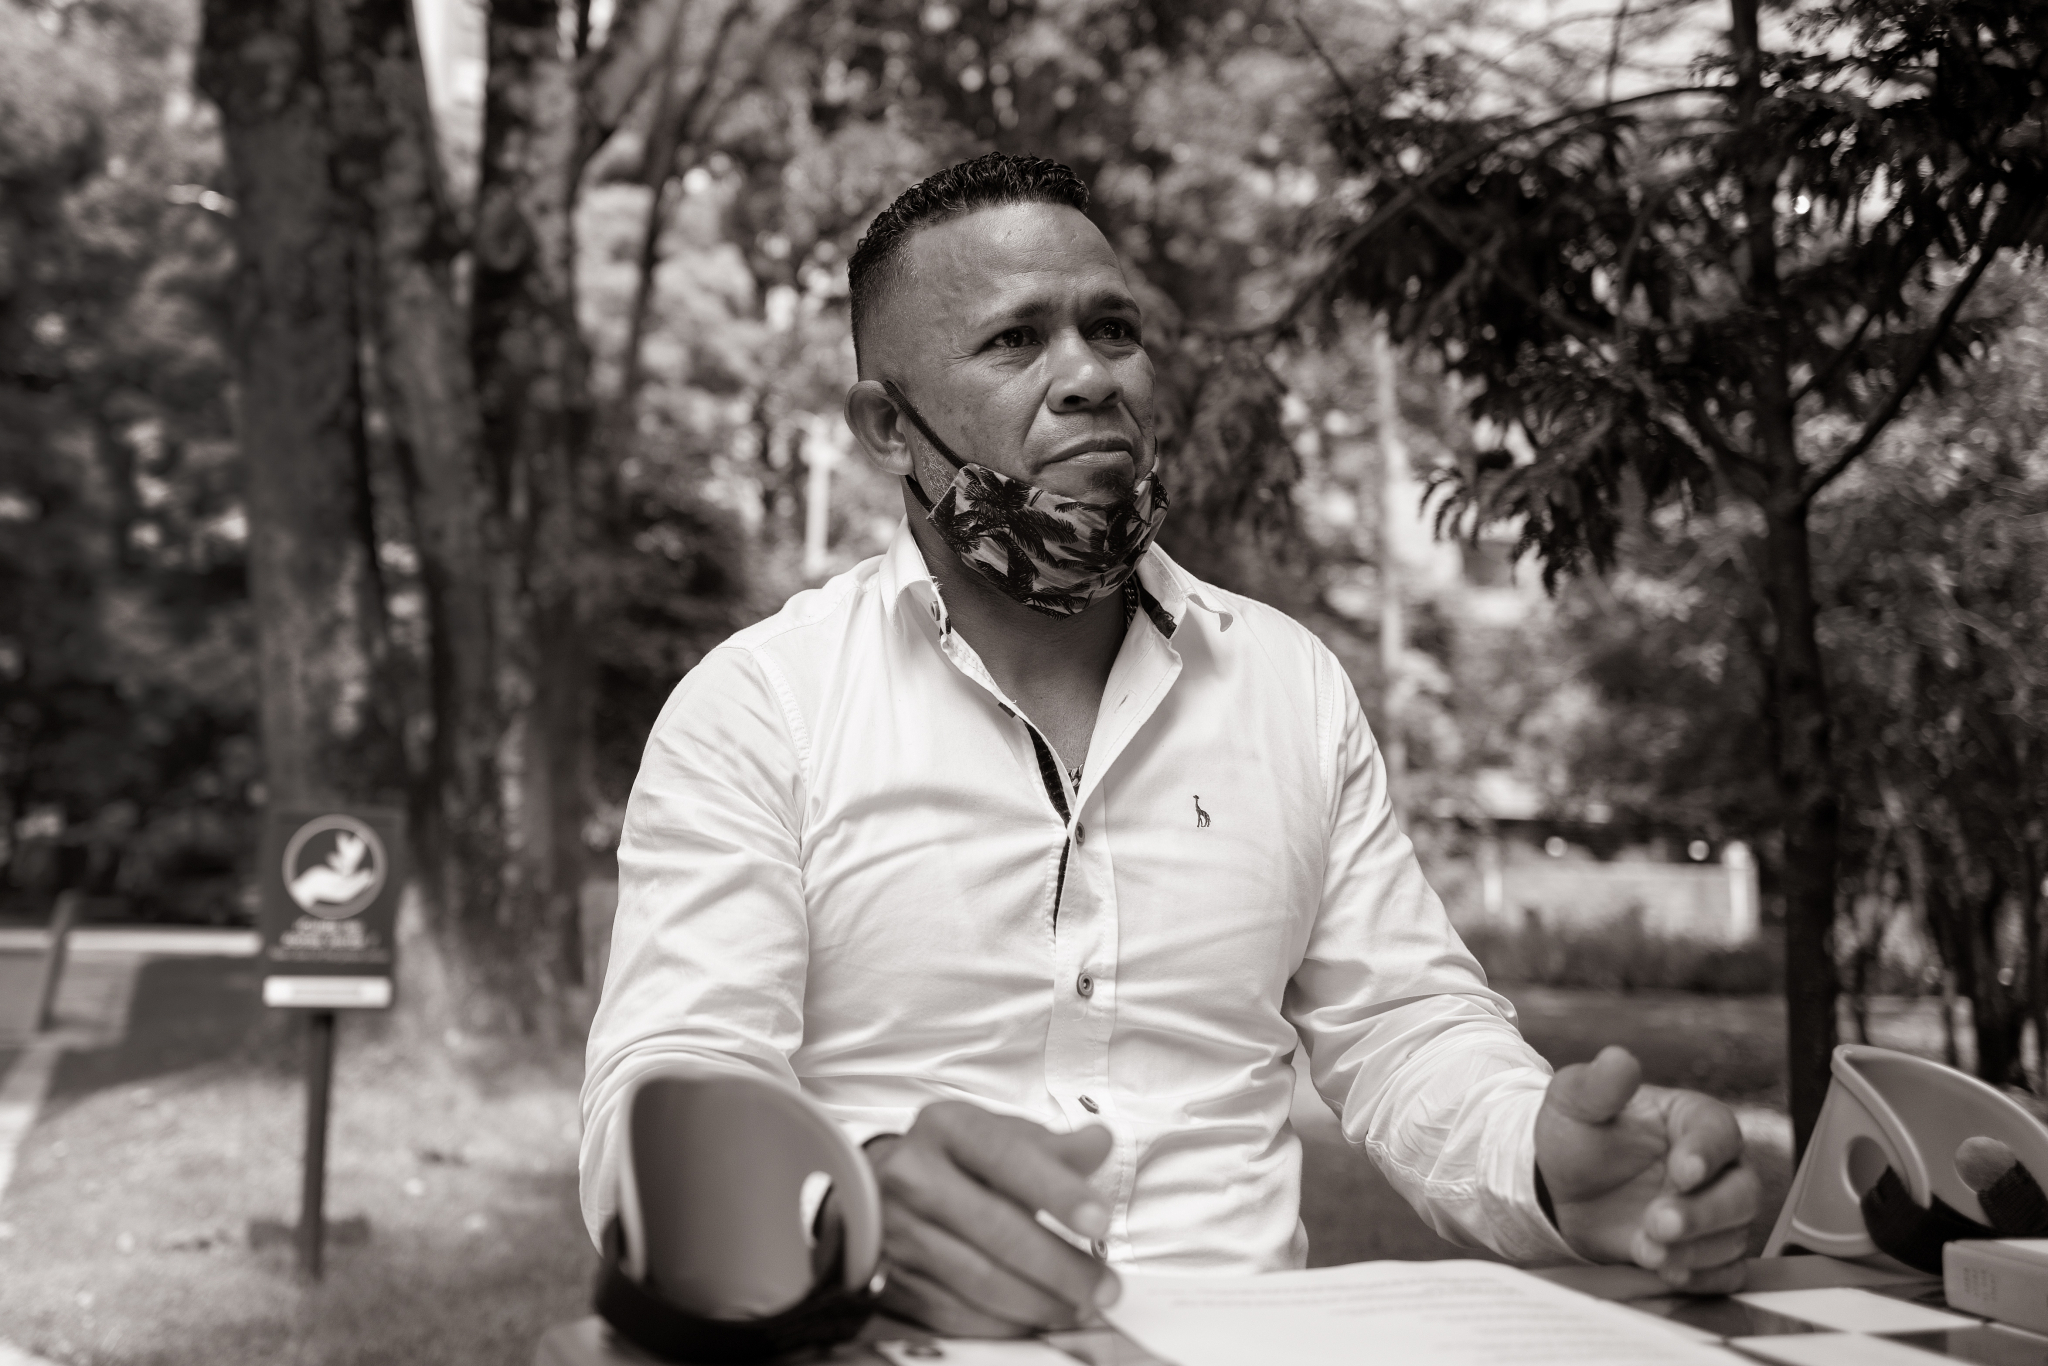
[{"left": 1194, "top": 795, "right": 1211, "bottom": 828}]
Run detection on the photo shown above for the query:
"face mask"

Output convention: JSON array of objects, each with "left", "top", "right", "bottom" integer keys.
[{"left": 884, "top": 381, "right": 1170, "bottom": 619}]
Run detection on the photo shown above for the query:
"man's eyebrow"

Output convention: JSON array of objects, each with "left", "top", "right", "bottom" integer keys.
[{"left": 968, "top": 286, "right": 1143, "bottom": 328}]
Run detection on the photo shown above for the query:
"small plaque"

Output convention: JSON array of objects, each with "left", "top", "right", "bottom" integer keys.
[
  {"left": 258, "top": 807, "right": 404, "bottom": 1010},
  {"left": 261, "top": 976, "right": 394, "bottom": 1009}
]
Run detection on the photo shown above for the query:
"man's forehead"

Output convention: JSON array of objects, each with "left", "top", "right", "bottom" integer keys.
[{"left": 896, "top": 202, "right": 1132, "bottom": 311}]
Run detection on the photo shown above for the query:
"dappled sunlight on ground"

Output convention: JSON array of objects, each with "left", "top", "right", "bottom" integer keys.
[
  {"left": 0, "top": 1036, "right": 593, "bottom": 1366},
  {"left": 0, "top": 955, "right": 595, "bottom": 1366}
]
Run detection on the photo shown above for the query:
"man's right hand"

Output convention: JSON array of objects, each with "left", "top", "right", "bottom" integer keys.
[{"left": 863, "top": 1101, "right": 1118, "bottom": 1337}]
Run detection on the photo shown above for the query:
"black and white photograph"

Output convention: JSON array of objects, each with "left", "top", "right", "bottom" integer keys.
[{"left": 1, "top": 0, "right": 2045, "bottom": 1362}]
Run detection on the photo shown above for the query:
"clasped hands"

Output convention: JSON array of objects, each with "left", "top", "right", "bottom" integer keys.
[{"left": 860, "top": 1045, "right": 1761, "bottom": 1337}]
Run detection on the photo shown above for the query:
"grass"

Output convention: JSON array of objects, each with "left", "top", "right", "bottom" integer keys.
[
  {"left": 1462, "top": 921, "right": 1784, "bottom": 996},
  {"left": 0, "top": 960, "right": 594, "bottom": 1366},
  {"left": 0, "top": 960, "right": 1800, "bottom": 1365}
]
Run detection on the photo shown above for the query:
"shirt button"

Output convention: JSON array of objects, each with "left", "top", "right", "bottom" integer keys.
[
  {"left": 1076, "top": 972, "right": 1094, "bottom": 998},
  {"left": 1091, "top": 1238, "right": 1108, "bottom": 1258},
  {"left": 1079, "top": 1095, "right": 1099, "bottom": 1114},
  {"left": 1074, "top": 822, "right": 1086, "bottom": 846}
]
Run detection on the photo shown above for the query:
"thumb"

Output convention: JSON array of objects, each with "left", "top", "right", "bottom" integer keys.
[
  {"left": 1547, "top": 1046, "right": 1643, "bottom": 1126},
  {"left": 1044, "top": 1124, "right": 1114, "bottom": 1176}
]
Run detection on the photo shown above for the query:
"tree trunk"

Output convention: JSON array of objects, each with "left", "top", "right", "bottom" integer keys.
[
  {"left": 472, "top": 0, "right": 596, "bottom": 1030},
  {"left": 1373, "top": 321, "right": 1408, "bottom": 801},
  {"left": 1762, "top": 494, "right": 1841, "bottom": 1154},
  {"left": 1732, "top": 0, "right": 1838, "bottom": 1155},
  {"left": 1971, "top": 876, "right": 2027, "bottom": 1086},
  {"left": 197, "top": 0, "right": 404, "bottom": 811},
  {"left": 615, "top": 0, "right": 755, "bottom": 414},
  {"left": 310, "top": 0, "right": 517, "bottom": 1030},
  {"left": 2024, "top": 855, "right": 2044, "bottom": 1093}
]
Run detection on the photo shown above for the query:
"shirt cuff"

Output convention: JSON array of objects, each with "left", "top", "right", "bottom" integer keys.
[{"left": 1480, "top": 1083, "right": 1589, "bottom": 1265}]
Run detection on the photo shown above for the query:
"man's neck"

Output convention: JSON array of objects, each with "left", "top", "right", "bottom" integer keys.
[{"left": 906, "top": 513, "right": 1127, "bottom": 772}]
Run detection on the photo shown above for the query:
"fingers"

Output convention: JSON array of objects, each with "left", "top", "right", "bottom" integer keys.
[
  {"left": 1633, "top": 1160, "right": 1761, "bottom": 1292},
  {"left": 936, "top": 1107, "right": 1113, "bottom": 1239},
  {"left": 882, "top": 1261, "right": 1036, "bottom": 1338},
  {"left": 883, "top": 1149, "right": 1108, "bottom": 1315},
  {"left": 1043, "top": 1124, "right": 1117, "bottom": 1177},
  {"left": 1655, "top": 1254, "right": 1749, "bottom": 1295},
  {"left": 883, "top": 1199, "right": 1083, "bottom": 1330},
  {"left": 1540, "top": 1064, "right": 1758, "bottom": 1279},
  {"left": 1643, "top": 1159, "right": 1762, "bottom": 1246},
  {"left": 1546, "top": 1046, "right": 1644, "bottom": 1127},
  {"left": 1658, "top": 1089, "right": 1745, "bottom": 1193},
  {"left": 869, "top": 1102, "right": 1117, "bottom": 1337},
  {"left": 1644, "top": 1225, "right": 1749, "bottom": 1276}
]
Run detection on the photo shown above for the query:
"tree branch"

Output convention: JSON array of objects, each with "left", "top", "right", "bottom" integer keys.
[
  {"left": 576, "top": 0, "right": 686, "bottom": 173},
  {"left": 1789, "top": 226, "right": 1942, "bottom": 406},
  {"left": 634, "top": 0, "right": 753, "bottom": 186},
  {"left": 1800, "top": 203, "right": 2033, "bottom": 505},
  {"left": 1264, "top": 61, "right": 1722, "bottom": 340}
]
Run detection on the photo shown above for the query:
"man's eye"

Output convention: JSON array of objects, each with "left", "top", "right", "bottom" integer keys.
[
  {"left": 1092, "top": 318, "right": 1140, "bottom": 343},
  {"left": 991, "top": 327, "right": 1039, "bottom": 349}
]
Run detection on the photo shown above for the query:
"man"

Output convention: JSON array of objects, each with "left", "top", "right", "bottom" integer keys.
[{"left": 582, "top": 153, "right": 1760, "bottom": 1337}]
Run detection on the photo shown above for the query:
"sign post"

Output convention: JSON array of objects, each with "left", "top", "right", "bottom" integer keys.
[{"left": 256, "top": 807, "right": 404, "bottom": 1280}]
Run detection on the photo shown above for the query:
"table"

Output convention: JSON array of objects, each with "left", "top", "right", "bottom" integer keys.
[{"left": 535, "top": 1255, "right": 2045, "bottom": 1364}]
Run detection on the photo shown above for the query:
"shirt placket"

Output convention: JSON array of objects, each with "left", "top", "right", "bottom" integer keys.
[
  {"left": 1060, "top": 621, "right": 1182, "bottom": 1256},
  {"left": 921, "top": 583, "right": 1185, "bottom": 1257}
]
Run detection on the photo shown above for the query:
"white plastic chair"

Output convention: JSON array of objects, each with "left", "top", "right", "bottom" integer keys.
[{"left": 1763, "top": 1043, "right": 2048, "bottom": 1263}]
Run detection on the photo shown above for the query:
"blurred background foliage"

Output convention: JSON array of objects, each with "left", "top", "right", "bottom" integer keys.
[
  {"left": 1, "top": 0, "right": 250, "bottom": 922},
  {"left": 2, "top": 0, "right": 2045, "bottom": 1096}
]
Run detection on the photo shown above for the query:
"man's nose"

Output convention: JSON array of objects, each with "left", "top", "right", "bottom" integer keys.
[{"left": 1046, "top": 331, "right": 1120, "bottom": 411}]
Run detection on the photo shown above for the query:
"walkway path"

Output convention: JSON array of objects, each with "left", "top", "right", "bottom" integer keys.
[{"left": 0, "top": 928, "right": 255, "bottom": 1364}]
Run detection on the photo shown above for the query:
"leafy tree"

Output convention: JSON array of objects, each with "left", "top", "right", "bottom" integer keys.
[
  {"left": 1533, "top": 269, "right": 2048, "bottom": 1091},
  {"left": 1823, "top": 268, "right": 2048, "bottom": 1087},
  {"left": 196, "top": 0, "right": 749, "bottom": 1030},
  {"left": 1302, "top": 0, "right": 2048, "bottom": 1147},
  {"left": 2, "top": 0, "right": 254, "bottom": 922}
]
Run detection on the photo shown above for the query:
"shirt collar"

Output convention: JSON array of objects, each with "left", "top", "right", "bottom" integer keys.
[
  {"left": 878, "top": 518, "right": 1234, "bottom": 636},
  {"left": 1136, "top": 544, "right": 1235, "bottom": 634},
  {"left": 879, "top": 518, "right": 949, "bottom": 632}
]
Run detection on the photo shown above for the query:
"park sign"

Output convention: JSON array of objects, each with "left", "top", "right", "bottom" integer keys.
[{"left": 257, "top": 807, "right": 405, "bottom": 1010}]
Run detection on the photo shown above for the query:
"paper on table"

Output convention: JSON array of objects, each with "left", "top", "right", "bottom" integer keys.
[{"left": 1101, "top": 1260, "right": 1744, "bottom": 1366}]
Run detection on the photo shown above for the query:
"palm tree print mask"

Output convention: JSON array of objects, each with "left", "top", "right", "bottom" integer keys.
[{"left": 884, "top": 381, "right": 1171, "bottom": 619}]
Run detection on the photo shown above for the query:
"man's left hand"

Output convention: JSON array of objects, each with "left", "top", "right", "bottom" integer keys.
[{"left": 1535, "top": 1045, "right": 1761, "bottom": 1292}]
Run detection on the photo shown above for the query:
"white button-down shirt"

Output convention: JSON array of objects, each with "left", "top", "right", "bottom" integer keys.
[{"left": 582, "top": 522, "right": 1576, "bottom": 1271}]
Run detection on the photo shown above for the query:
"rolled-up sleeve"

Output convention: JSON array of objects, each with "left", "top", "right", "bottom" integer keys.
[
  {"left": 578, "top": 646, "right": 812, "bottom": 1245},
  {"left": 1283, "top": 653, "right": 1582, "bottom": 1265}
]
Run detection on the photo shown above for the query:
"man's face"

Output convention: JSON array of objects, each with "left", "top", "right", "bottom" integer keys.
[{"left": 868, "top": 201, "right": 1156, "bottom": 502}]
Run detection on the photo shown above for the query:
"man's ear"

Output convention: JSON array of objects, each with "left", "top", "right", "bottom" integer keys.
[{"left": 844, "top": 381, "right": 913, "bottom": 477}]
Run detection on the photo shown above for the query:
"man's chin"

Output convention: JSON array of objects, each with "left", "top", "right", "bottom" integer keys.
[{"left": 1050, "top": 461, "right": 1138, "bottom": 503}]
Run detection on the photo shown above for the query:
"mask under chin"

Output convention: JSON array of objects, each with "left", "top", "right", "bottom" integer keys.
[{"left": 913, "top": 465, "right": 1169, "bottom": 618}]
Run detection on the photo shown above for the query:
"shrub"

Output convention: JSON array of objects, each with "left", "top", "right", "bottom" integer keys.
[{"left": 1460, "top": 914, "right": 1783, "bottom": 995}]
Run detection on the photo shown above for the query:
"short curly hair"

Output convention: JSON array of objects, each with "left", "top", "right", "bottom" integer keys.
[{"left": 848, "top": 152, "right": 1091, "bottom": 371}]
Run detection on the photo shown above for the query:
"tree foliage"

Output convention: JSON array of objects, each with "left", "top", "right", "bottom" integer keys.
[
  {"left": 1303, "top": 0, "right": 2048, "bottom": 1145},
  {"left": 0, "top": 0, "right": 251, "bottom": 921},
  {"left": 1507, "top": 266, "right": 2048, "bottom": 1090},
  {"left": 1824, "top": 269, "right": 2048, "bottom": 1085},
  {"left": 1316, "top": 0, "right": 2045, "bottom": 576}
]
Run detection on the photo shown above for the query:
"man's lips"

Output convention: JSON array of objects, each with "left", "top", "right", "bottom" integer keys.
[{"left": 1048, "top": 437, "right": 1137, "bottom": 466}]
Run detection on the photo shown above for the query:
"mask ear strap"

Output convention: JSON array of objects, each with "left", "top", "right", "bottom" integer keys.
[{"left": 881, "top": 381, "right": 970, "bottom": 473}]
